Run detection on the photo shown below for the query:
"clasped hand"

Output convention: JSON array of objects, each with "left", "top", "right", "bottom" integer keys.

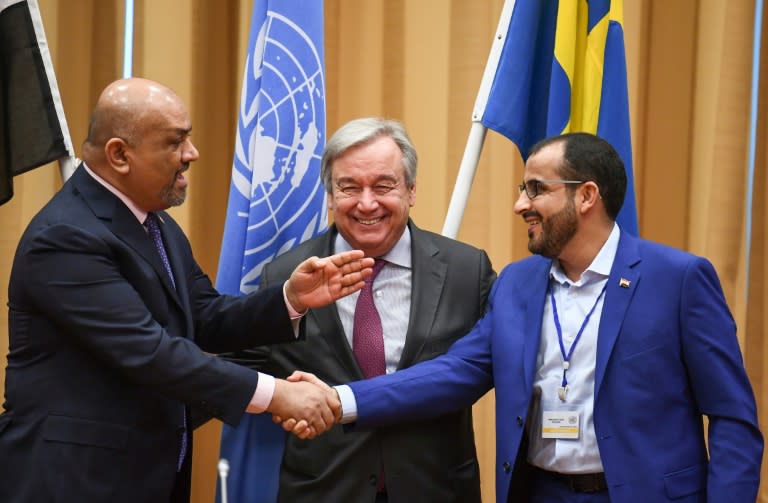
[{"left": 267, "top": 371, "right": 340, "bottom": 439}]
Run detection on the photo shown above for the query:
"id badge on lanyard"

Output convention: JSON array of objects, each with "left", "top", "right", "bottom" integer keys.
[{"left": 541, "top": 398, "right": 582, "bottom": 439}]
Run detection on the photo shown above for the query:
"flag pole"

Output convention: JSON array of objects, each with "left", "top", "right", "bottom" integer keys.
[
  {"left": 744, "top": 0, "right": 764, "bottom": 295},
  {"left": 441, "top": 0, "right": 517, "bottom": 238},
  {"left": 441, "top": 123, "right": 487, "bottom": 238},
  {"left": 25, "top": 0, "right": 77, "bottom": 182},
  {"left": 122, "top": 0, "right": 134, "bottom": 78}
]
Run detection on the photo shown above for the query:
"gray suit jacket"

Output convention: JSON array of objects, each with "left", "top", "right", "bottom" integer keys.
[{"left": 227, "top": 220, "right": 495, "bottom": 503}]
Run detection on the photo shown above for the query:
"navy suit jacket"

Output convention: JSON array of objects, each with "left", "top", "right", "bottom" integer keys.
[
  {"left": 349, "top": 230, "right": 762, "bottom": 502},
  {"left": 0, "top": 166, "right": 299, "bottom": 503}
]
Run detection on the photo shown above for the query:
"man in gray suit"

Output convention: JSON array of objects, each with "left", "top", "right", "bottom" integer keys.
[{"left": 225, "top": 117, "right": 496, "bottom": 502}]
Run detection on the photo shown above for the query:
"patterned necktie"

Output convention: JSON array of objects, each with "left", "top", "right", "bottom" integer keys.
[
  {"left": 353, "top": 258, "right": 388, "bottom": 492},
  {"left": 144, "top": 212, "right": 186, "bottom": 471},
  {"left": 353, "top": 259, "right": 387, "bottom": 378},
  {"left": 145, "top": 212, "right": 176, "bottom": 289}
]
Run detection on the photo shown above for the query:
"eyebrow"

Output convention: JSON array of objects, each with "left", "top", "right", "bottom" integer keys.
[
  {"left": 160, "top": 126, "right": 192, "bottom": 137},
  {"left": 335, "top": 175, "right": 398, "bottom": 184}
]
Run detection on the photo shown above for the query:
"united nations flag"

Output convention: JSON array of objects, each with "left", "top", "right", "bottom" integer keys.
[
  {"left": 216, "top": 1, "right": 325, "bottom": 502},
  {"left": 217, "top": 0, "right": 327, "bottom": 296}
]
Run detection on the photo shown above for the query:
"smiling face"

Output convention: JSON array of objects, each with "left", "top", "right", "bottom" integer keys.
[
  {"left": 514, "top": 141, "right": 579, "bottom": 258},
  {"left": 327, "top": 135, "right": 416, "bottom": 258}
]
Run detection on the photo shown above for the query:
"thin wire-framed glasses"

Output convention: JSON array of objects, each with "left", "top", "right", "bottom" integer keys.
[{"left": 518, "top": 179, "right": 585, "bottom": 199}]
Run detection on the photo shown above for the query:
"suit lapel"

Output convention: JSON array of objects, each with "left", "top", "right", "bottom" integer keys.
[
  {"left": 397, "top": 224, "right": 445, "bottom": 370},
  {"left": 523, "top": 259, "right": 551, "bottom": 391},
  {"left": 594, "top": 232, "right": 641, "bottom": 400},
  {"left": 72, "top": 167, "right": 183, "bottom": 308}
]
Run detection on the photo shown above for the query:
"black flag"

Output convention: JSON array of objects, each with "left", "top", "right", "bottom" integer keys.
[{"left": 0, "top": 0, "right": 72, "bottom": 205}]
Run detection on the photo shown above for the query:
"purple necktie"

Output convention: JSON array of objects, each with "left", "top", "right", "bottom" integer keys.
[
  {"left": 145, "top": 212, "right": 176, "bottom": 289},
  {"left": 145, "top": 212, "right": 186, "bottom": 471},
  {"left": 353, "top": 258, "right": 388, "bottom": 491},
  {"left": 353, "top": 258, "right": 387, "bottom": 378}
]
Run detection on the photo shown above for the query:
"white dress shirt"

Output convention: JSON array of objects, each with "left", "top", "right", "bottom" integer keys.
[
  {"left": 527, "top": 224, "right": 620, "bottom": 473},
  {"left": 334, "top": 228, "right": 413, "bottom": 375},
  {"left": 335, "top": 228, "right": 413, "bottom": 421}
]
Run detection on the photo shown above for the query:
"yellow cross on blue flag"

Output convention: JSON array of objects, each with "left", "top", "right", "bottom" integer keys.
[{"left": 480, "top": 0, "right": 638, "bottom": 234}]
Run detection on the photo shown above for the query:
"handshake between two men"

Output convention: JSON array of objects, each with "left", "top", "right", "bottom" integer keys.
[
  {"left": 264, "top": 370, "right": 341, "bottom": 440},
  {"left": 240, "top": 249, "right": 372, "bottom": 439}
]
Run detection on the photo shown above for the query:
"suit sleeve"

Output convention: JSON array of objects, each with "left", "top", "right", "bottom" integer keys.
[
  {"left": 17, "top": 223, "right": 285, "bottom": 425},
  {"left": 348, "top": 255, "right": 503, "bottom": 428},
  {"left": 680, "top": 257, "right": 763, "bottom": 501},
  {"left": 213, "top": 255, "right": 291, "bottom": 371}
]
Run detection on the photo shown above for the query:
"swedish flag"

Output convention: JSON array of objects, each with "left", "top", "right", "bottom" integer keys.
[{"left": 480, "top": 0, "right": 638, "bottom": 234}]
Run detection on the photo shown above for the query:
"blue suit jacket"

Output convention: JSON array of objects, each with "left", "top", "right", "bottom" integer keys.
[{"left": 349, "top": 231, "right": 762, "bottom": 502}]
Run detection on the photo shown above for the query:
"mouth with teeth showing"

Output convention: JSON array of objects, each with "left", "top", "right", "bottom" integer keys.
[
  {"left": 356, "top": 217, "right": 384, "bottom": 226},
  {"left": 524, "top": 212, "right": 541, "bottom": 238}
]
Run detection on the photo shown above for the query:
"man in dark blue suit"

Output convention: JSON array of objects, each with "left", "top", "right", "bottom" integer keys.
[
  {"left": 0, "top": 78, "right": 372, "bottom": 503},
  {"left": 287, "top": 132, "right": 762, "bottom": 502}
]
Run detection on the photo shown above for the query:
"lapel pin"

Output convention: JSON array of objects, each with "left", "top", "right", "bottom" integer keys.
[{"left": 619, "top": 278, "right": 631, "bottom": 288}]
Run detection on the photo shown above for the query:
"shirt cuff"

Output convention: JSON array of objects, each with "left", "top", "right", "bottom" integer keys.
[
  {"left": 247, "top": 372, "right": 276, "bottom": 413},
  {"left": 283, "top": 281, "right": 307, "bottom": 319},
  {"left": 334, "top": 384, "right": 358, "bottom": 423}
]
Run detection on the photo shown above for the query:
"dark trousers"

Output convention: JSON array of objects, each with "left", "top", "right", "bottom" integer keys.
[{"left": 529, "top": 467, "right": 610, "bottom": 503}]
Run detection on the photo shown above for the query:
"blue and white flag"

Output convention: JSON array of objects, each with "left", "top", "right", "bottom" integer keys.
[{"left": 216, "top": 1, "right": 326, "bottom": 501}]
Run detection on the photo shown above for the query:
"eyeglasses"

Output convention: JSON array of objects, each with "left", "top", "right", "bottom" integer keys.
[{"left": 518, "top": 179, "right": 585, "bottom": 199}]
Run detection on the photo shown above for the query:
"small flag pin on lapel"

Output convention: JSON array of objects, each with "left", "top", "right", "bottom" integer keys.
[{"left": 619, "top": 278, "right": 631, "bottom": 288}]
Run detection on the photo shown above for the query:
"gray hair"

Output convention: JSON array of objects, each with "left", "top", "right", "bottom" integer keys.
[{"left": 321, "top": 117, "right": 418, "bottom": 193}]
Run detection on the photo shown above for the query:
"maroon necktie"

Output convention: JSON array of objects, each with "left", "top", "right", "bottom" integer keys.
[
  {"left": 352, "top": 259, "right": 387, "bottom": 378},
  {"left": 145, "top": 212, "right": 186, "bottom": 471},
  {"left": 352, "top": 258, "right": 388, "bottom": 492}
]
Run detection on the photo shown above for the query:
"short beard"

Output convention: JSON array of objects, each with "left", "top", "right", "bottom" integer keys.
[
  {"left": 160, "top": 182, "right": 186, "bottom": 207},
  {"left": 528, "top": 198, "right": 577, "bottom": 258}
]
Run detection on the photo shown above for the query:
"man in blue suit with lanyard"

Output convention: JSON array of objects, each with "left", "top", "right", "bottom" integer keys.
[{"left": 284, "top": 132, "right": 763, "bottom": 502}]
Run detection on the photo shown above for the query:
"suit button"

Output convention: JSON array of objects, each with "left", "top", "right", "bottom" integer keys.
[
  {"left": 502, "top": 461, "right": 511, "bottom": 473},
  {"left": 516, "top": 416, "right": 523, "bottom": 426},
  {"left": 369, "top": 474, "right": 377, "bottom": 486}
]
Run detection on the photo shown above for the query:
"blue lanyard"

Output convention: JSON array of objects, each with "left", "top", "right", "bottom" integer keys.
[{"left": 549, "top": 282, "right": 607, "bottom": 394}]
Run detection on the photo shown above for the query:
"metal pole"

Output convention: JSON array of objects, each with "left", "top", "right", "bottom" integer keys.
[{"left": 745, "top": 0, "right": 764, "bottom": 295}]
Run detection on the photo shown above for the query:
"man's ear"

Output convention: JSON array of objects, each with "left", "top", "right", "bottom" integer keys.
[
  {"left": 577, "top": 181, "right": 601, "bottom": 214},
  {"left": 104, "top": 137, "right": 130, "bottom": 174}
]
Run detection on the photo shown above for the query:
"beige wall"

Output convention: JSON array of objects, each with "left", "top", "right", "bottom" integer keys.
[{"left": 1, "top": 1, "right": 767, "bottom": 502}]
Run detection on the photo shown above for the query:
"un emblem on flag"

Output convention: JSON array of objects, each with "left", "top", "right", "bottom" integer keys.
[{"left": 228, "top": 9, "right": 328, "bottom": 293}]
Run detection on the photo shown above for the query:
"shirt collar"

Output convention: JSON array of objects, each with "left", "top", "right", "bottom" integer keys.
[
  {"left": 550, "top": 223, "right": 620, "bottom": 287},
  {"left": 82, "top": 163, "right": 148, "bottom": 224},
  {"left": 334, "top": 225, "right": 412, "bottom": 269}
]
